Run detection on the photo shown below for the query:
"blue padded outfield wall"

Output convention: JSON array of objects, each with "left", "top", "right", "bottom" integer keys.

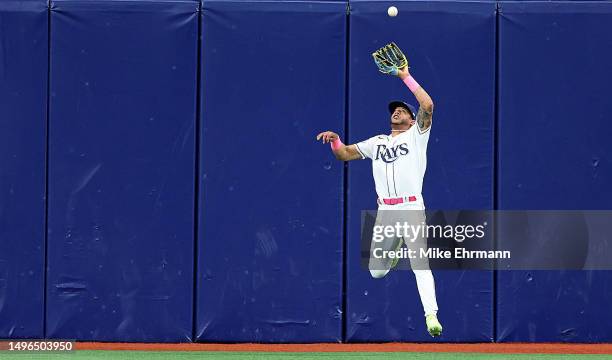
[
  {"left": 196, "top": 1, "right": 346, "bottom": 342},
  {"left": 346, "top": 1, "right": 495, "bottom": 342},
  {"left": 46, "top": 0, "right": 198, "bottom": 341},
  {"left": 496, "top": 2, "right": 612, "bottom": 342},
  {"left": 0, "top": 0, "right": 611, "bottom": 343},
  {"left": 0, "top": 0, "right": 47, "bottom": 339}
]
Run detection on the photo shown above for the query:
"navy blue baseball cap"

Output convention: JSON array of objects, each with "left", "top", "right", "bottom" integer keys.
[{"left": 388, "top": 100, "right": 416, "bottom": 119}]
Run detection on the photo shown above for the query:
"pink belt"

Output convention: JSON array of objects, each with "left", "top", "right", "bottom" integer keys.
[{"left": 378, "top": 196, "right": 417, "bottom": 205}]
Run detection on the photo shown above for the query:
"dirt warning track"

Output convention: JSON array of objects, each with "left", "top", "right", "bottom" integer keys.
[{"left": 76, "top": 342, "right": 612, "bottom": 354}]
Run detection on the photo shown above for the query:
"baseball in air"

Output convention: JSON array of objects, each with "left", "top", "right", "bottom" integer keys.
[{"left": 387, "top": 6, "right": 398, "bottom": 17}]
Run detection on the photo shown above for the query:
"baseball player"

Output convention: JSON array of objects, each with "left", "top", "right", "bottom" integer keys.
[{"left": 316, "top": 44, "right": 442, "bottom": 337}]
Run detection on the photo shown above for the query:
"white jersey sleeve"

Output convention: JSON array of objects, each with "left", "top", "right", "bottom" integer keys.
[{"left": 354, "top": 136, "right": 380, "bottom": 159}]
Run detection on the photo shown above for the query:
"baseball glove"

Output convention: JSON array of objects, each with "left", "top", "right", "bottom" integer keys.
[{"left": 372, "top": 42, "right": 408, "bottom": 76}]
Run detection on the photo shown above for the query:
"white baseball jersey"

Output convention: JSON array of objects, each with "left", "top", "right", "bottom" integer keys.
[{"left": 355, "top": 123, "right": 431, "bottom": 208}]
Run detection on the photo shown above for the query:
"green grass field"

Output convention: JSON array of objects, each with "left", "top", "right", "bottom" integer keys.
[{"left": 2, "top": 352, "right": 612, "bottom": 360}]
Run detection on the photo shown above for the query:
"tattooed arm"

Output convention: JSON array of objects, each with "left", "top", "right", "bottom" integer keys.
[
  {"left": 397, "top": 67, "right": 434, "bottom": 131},
  {"left": 415, "top": 105, "right": 433, "bottom": 132}
]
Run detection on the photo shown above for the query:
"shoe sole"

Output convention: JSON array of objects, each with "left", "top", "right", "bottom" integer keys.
[{"left": 428, "top": 326, "right": 442, "bottom": 337}]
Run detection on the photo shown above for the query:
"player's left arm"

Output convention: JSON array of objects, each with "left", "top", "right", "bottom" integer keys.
[{"left": 398, "top": 67, "right": 433, "bottom": 132}]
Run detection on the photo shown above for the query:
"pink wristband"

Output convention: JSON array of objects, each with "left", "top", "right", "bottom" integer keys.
[
  {"left": 403, "top": 75, "right": 421, "bottom": 93},
  {"left": 331, "top": 138, "right": 344, "bottom": 151}
]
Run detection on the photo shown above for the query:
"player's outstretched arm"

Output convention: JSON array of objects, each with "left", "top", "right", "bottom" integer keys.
[
  {"left": 371, "top": 43, "right": 433, "bottom": 131},
  {"left": 316, "top": 131, "right": 362, "bottom": 161},
  {"left": 397, "top": 67, "right": 433, "bottom": 131}
]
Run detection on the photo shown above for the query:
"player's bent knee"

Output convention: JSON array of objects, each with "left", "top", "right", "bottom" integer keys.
[{"left": 369, "top": 269, "right": 390, "bottom": 279}]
